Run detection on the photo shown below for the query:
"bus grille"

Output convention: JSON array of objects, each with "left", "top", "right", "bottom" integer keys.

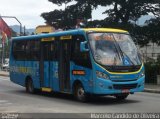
[
  {"left": 113, "top": 84, "right": 137, "bottom": 90},
  {"left": 104, "top": 65, "right": 141, "bottom": 73},
  {"left": 112, "top": 79, "right": 137, "bottom": 82}
]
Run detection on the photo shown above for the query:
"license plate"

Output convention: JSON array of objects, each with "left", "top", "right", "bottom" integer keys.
[{"left": 122, "top": 89, "right": 130, "bottom": 93}]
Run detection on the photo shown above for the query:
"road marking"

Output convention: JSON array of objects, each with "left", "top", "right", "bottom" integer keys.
[{"left": 0, "top": 100, "right": 12, "bottom": 106}]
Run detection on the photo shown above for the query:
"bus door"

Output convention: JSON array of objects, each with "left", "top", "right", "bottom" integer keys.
[
  {"left": 40, "top": 40, "right": 53, "bottom": 88},
  {"left": 58, "top": 40, "right": 71, "bottom": 92}
]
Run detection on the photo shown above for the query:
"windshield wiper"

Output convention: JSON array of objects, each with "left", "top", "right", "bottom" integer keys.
[
  {"left": 115, "top": 42, "right": 135, "bottom": 66},
  {"left": 112, "top": 34, "right": 135, "bottom": 66}
]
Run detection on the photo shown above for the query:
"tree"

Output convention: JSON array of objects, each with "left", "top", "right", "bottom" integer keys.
[
  {"left": 102, "top": 0, "right": 159, "bottom": 24},
  {"left": 144, "top": 18, "right": 160, "bottom": 45},
  {"left": 42, "top": 0, "right": 93, "bottom": 29},
  {"left": 42, "top": 0, "right": 159, "bottom": 29},
  {"left": 41, "top": 0, "right": 160, "bottom": 47}
]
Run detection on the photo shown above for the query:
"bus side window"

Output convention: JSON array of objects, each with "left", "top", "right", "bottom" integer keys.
[
  {"left": 50, "top": 40, "right": 58, "bottom": 61},
  {"left": 13, "top": 41, "right": 26, "bottom": 60},
  {"left": 30, "top": 40, "right": 40, "bottom": 61},
  {"left": 71, "top": 35, "right": 92, "bottom": 68},
  {"left": 26, "top": 40, "right": 40, "bottom": 61}
]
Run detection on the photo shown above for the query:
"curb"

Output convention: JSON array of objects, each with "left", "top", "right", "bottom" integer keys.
[
  {"left": 144, "top": 88, "right": 160, "bottom": 94},
  {"left": 0, "top": 73, "right": 9, "bottom": 77}
]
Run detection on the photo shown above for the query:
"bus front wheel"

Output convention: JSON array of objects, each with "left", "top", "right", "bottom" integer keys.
[
  {"left": 74, "top": 83, "right": 87, "bottom": 102},
  {"left": 26, "top": 79, "right": 35, "bottom": 94}
]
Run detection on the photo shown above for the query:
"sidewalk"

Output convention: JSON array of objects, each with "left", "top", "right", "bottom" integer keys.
[
  {"left": 144, "top": 84, "right": 160, "bottom": 94},
  {"left": 0, "top": 70, "right": 9, "bottom": 77},
  {"left": 0, "top": 71, "right": 160, "bottom": 94}
]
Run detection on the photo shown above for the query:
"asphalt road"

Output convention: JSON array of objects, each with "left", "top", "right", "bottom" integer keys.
[{"left": 0, "top": 76, "right": 160, "bottom": 118}]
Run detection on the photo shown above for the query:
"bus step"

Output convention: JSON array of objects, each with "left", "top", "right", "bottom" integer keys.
[{"left": 41, "top": 87, "right": 52, "bottom": 92}]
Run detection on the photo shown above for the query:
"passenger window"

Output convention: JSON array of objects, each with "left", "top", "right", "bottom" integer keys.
[
  {"left": 12, "top": 40, "right": 40, "bottom": 61},
  {"left": 13, "top": 41, "right": 26, "bottom": 60}
]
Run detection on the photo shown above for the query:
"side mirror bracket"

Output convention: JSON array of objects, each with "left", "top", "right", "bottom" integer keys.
[{"left": 80, "top": 41, "right": 89, "bottom": 52}]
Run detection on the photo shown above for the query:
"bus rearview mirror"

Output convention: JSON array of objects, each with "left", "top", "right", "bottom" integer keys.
[{"left": 80, "top": 41, "right": 89, "bottom": 52}]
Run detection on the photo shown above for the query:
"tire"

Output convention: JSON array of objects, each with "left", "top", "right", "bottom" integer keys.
[
  {"left": 74, "top": 83, "right": 88, "bottom": 102},
  {"left": 115, "top": 94, "right": 129, "bottom": 100},
  {"left": 26, "top": 79, "right": 35, "bottom": 94}
]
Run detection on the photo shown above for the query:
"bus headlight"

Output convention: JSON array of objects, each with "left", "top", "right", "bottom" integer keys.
[
  {"left": 139, "top": 70, "right": 145, "bottom": 78},
  {"left": 96, "top": 71, "right": 109, "bottom": 80}
]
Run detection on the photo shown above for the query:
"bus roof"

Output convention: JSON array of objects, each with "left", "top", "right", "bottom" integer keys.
[
  {"left": 12, "top": 29, "right": 81, "bottom": 40},
  {"left": 12, "top": 28, "right": 128, "bottom": 41}
]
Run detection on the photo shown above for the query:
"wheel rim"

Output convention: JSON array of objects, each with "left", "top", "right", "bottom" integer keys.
[{"left": 77, "top": 86, "right": 85, "bottom": 100}]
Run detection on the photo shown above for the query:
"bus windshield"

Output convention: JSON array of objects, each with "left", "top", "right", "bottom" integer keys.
[{"left": 88, "top": 33, "right": 141, "bottom": 66}]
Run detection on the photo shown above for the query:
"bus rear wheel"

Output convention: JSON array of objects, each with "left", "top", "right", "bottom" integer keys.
[
  {"left": 26, "top": 79, "right": 35, "bottom": 94},
  {"left": 74, "top": 83, "right": 87, "bottom": 102},
  {"left": 115, "top": 94, "right": 129, "bottom": 100}
]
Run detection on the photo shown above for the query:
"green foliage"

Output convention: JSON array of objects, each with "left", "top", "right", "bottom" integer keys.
[
  {"left": 145, "top": 18, "right": 160, "bottom": 45},
  {"left": 41, "top": 0, "right": 160, "bottom": 47},
  {"left": 42, "top": 0, "right": 93, "bottom": 29},
  {"left": 48, "top": 0, "right": 73, "bottom": 6},
  {"left": 157, "top": 55, "right": 160, "bottom": 64},
  {"left": 144, "top": 61, "right": 160, "bottom": 84}
]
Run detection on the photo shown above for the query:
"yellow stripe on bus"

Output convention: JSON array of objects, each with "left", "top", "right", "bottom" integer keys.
[
  {"left": 96, "top": 63, "right": 143, "bottom": 75},
  {"left": 83, "top": 28, "right": 128, "bottom": 33}
]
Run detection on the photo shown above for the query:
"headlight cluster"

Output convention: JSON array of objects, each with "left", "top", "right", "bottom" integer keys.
[
  {"left": 139, "top": 70, "right": 145, "bottom": 78},
  {"left": 96, "top": 71, "right": 109, "bottom": 80}
]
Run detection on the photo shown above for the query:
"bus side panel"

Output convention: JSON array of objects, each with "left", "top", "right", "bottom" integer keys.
[
  {"left": 43, "top": 61, "right": 50, "bottom": 87},
  {"left": 25, "top": 61, "right": 40, "bottom": 89},
  {"left": 70, "top": 62, "right": 93, "bottom": 94},
  {"left": 50, "top": 61, "right": 59, "bottom": 92},
  {"left": 10, "top": 60, "right": 40, "bottom": 89},
  {"left": 10, "top": 61, "right": 26, "bottom": 87}
]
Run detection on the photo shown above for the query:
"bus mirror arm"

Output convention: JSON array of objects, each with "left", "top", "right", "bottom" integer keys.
[{"left": 80, "top": 41, "right": 89, "bottom": 52}]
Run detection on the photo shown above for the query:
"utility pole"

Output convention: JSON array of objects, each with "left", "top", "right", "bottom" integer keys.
[
  {"left": 1, "top": 39, "right": 4, "bottom": 69},
  {"left": 23, "top": 26, "right": 26, "bottom": 36}
]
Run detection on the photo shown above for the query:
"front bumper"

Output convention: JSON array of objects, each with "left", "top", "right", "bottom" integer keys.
[{"left": 93, "top": 76, "right": 145, "bottom": 95}]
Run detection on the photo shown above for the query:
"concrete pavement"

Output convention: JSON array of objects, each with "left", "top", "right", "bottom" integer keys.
[
  {"left": 144, "top": 84, "right": 160, "bottom": 94},
  {"left": 0, "top": 71, "right": 160, "bottom": 94},
  {"left": 0, "top": 71, "right": 9, "bottom": 77},
  {"left": 1, "top": 76, "right": 160, "bottom": 114}
]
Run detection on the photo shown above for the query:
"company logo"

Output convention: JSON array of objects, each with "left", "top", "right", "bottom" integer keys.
[{"left": 124, "top": 59, "right": 130, "bottom": 65}]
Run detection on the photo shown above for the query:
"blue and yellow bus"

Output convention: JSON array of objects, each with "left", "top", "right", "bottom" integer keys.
[{"left": 9, "top": 28, "right": 145, "bottom": 102}]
